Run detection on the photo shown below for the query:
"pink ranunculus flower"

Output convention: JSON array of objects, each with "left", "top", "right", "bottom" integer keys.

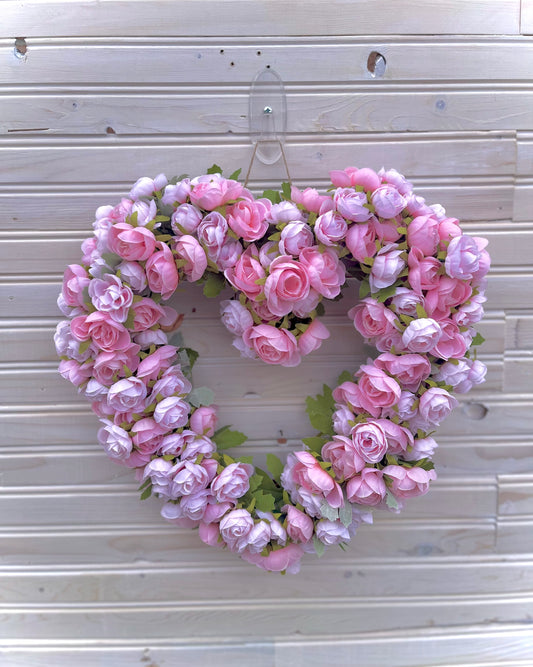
[
  {"left": 190, "top": 406, "right": 218, "bottom": 437},
  {"left": 143, "top": 458, "right": 175, "bottom": 498},
  {"left": 279, "top": 221, "right": 314, "bottom": 256},
  {"left": 333, "top": 188, "right": 372, "bottom": 222},
  {"left": 298, "top": 319, "right": 330, "bottom": 356},
  {"left": 345, "top": 222, "right": 377, "bottom": 263},
  {"left": 117, "top": 261, "right": 147, "bottom": 292},
  {"left": 374, "top": 352, "right": 431, "bottom": 392},
  {"left": 375, "top": 328, "right": 407, "bottom": 354},
  {"left": 174, "top": 234, "right": 207, "bottom": 282},
  {"left": 62, "top": 264, "right": 91, "bottom": 308},
  {"left": 332, "top": 404, "right": 356, "bottom": 436},
  {"left": 97, "top": 419, "right": 133, "bottom": 460},
  {"left": 81, "top": 237, "right": 100, "bottom": 266},
  {"left": 92, "top": 343, "right": 140, "bottom": 385},
  {"left": 315, "top": 519, "right": 350, "bottom": 546},
  {"left": 425, "top": 276, "right": 472, "bottom": 321},
  {"left": 356, "top": 364, "right": 402, "bottom": 417},
  {"left": 131, "top": 297, "right": 165, "bottom": 332},
  {"left": 196, "top": 211, "right": 228, "bottom": 253},
  {"left": 283, "top": 504, "right": 314, "bottom": 543},
  {"left": 406, "top": 215, "right": 440, "bottom": 256},
  {"left": 133, "top": 329, "right": 168, "bottom": 349},
  {"left": 471, "top": 237, "right": 490, "bottom": 285},
  {"left": 224, "top": 244, "right": 265, "bottom": 301},
  {"left": 107, "top": 376, "right": 147, "bottom": 412},
  {"left": 243, "top": 520, "right": 272, "bottom": 554},
  {"left": 131, "top": 417, "right": 168, "bottom": 453},
  {"left": 370, "top": 216, "right": 402, "bottom": 243},
  {"left": 291, "top": 185, "right": 331, "bottom": 213},
  {"left": 152, "top": 365, "right": 192, "bottom": 398},
  {"left": 382, "top": 465, "right": 437, "bottom": 499},
  {"left": 58, "top": 359, "right": 93, "bottom": 386},
  {"left": 445, "top": 234, "right": 482, "bottom": 280},
  {"left": 390, "top": 286, "right": 424, "bottom": 317},
  {"left": 107, "top": 222, "right": 156, "bottom": 262},
  {"left": 219, "top": 508, "right": 255, "bottom": 553},
  {"left": 131, "top": 199, "right": 157, "bottom": 228},
  {"left": 378, "top": 167, "right": 413, "bottom": 195},
  {"left": 268, "top": 200, "right": 303, "bottom": 224},
  {"left": 160, "top": 501, "right": 200, "bottom": 529},
  {"left": 348, "top": 167, "right": 382, "bottom": 191},
  {"left": 381, "top": 389, "right": 417, "bottom": 422},
  {"left": 453, "top": 293, "right": 486, "bottom": 327},
  {"left": 414, "top": 387, "right": 458, "bottom": 430},
  {"left": 213, "top": 236, "right": 243, "bottom": 270},
  {"left": 211, "top": 462, "right": 254, "bottom": 504},
  {"left": 178, "top": 489, "right": 211, "bottom": 521},
  {"left": 241, "top": 543, "right": 305, "bottom": 574},
  {"left": 153, "top": 396, "right": 190, "bottom": 429},
  {"left": 407, "top": 246, "right": 442, "bottom": 295},
  {"left": 438, "top": 217, "right": 462, "bottom": 248},
  {"left": 136, "top": 345, "right": 178, "bottom": 383},
  {"left": 180, "top": 433, "right": 217, "bottom": 460},
  {"left": 322, "top": 435, "right": 365, "bottom": 480},
  {"left": 346, "top": 468, "right": 387, "bottom": 506},
  {"left": 402, "top": 318, "right": 442, "bottom": 353},
  {"left": 369, "top": 418, "right": 414, "bottom": 455},
  {"left": 292, "top": 288, "right": 321, "bottom": 318},
  {"left": 170, "top": 203, "right": 203, "bottom": 236},
  {"left": 161, "top": 179, "right": 191, "bottom": 206},
  {"left": 220, "top": 299, "right": 253, "bottom": 336},
  {"left": 264, "top": 255, "right": 311, "bottom": 317},
  {"left": 299, "top": 246, "right": 345, "bottom": 299},
  {"left": 88, "top": 273, "right": 133, "bottom": 323},
  {"left": 371, "top": 185, "right": 405, "bottom": 219},
  {"left": 145, "top": 242, "right": 179, "bottom": 299},
  {"left": 369, "top": 243, "right": 406, "bottom": 293},
  {"left": 349, "top": 298, "right": 399, "bottom": 340},
  {"left": 351, "top": 421, "right": 388, "bottom": 463},
  {"left": 430, "top": 320, "right": 468, "bottom": 360},
  {"left": 202, "top": 500, "right": 233, "bottom": 524},
  {"left": 129, "top": 173, "right": 167, "bottom": 200},
  {"left": 403, "top": 436, "right": 438, "bottom": 461},
  {"left": 189, "top": 173, "right": 243, "bottom": 210},
  {"left": 290, "top": 451, "right": 344, "bottom": 508},
  {"left": 243, "top": 324, "right": 301, "bottom": 367},
  {"left": 314, "top": 210, "right": 348, "bottom": 246},
  {"left": 77, "top": 311, "right": 131, "bottom": 353},
  {"left": 227, "top": 198, "right": 271, "bottom": 242},
  {"left": 404, "top": 192, "right": 432, "bottom": 217},
  {"left": 169, "top": 460, "right": 213, "bottom": 498}
]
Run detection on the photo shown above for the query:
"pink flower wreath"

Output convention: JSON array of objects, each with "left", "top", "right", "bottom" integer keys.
[{"left": 56, "top": 165, "right": 489, "bottom": 573}]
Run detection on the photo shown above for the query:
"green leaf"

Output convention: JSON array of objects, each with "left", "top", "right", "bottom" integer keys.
[
  {"left": 320, "top": 500, "right": 339, "bottom": 522},
  {"left": 123, "top": 309, "right": 136, "bottom": 331},
  {"left": 266, "top": 453, "right": 284, "bottom": 480},
  {"left": 415, "top": 303, "right": 428, "bottom": 318},
  {"left": 339, "top": 503, "right": 352, "bottom": 527},
  {"left": 316, "top": 302, "right": 325, "bottom": 317},
  {"left": 281, "top": 181, "right": 291, "bottom": 200},
  {"left": 203, "top": 272, "right": 226, "bottom": 298},
  {"left": 229, "top": 168, "right": 242, "bottom": 180},
  {"left": 101, "top": 252, "right": 121, "bottom": 268},
  {"left": 337, "top": 370, "right": 352, "bottom": 385},
  {"left": 236, "top": 455, "right": 254, "bottom": 465},
  {"left": 359, "top": 280, "right": 371, "bottom": 299},
  {"left": 188, "top": 387, "right": 215, "bottom": 408},
  {"left": 471, "top": 332, "right": 486, "bottom": 346},
  {"left": 78, "top": 339, "right": 91, "bottom": 355},
  {"left": 140, "top": 485, "right": 152, "bottom": 501},
  {"left": 213, "top": 426, "right": 248, "bottom": 450},
  {"left": 385, "top": 490, "right": 399, "bottom": 510},
  {"left": 207, "top": 164, "right": 223, "bottom": 174},
  {"left": 182, "top": 347, "right": 199, "bottom": 370},
  {"left": 313, "top": 536, "right": 325, "bottom": 558},
  {"left": 302, "top": 436, "right": 329, "bottom": 454},
  {"left": 252, "top": 490, "right": 276, "bottom": 513},
  {"left": 376, "top": 284, "right": 398, "bottom": 303},
  {"left": 262, "top": 189, "right": 282, "bottom": 204},
  {"left": 305, "top": 383, "right": 335, "bottom": 434}
]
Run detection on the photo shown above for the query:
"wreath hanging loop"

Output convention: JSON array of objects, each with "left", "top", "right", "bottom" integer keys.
[{"left": 56, "top": 164, "right": 489, "bottom": 573}]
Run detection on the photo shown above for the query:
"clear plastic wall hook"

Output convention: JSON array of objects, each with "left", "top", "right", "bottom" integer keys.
[{"left": 249, "top": 68, "right": 287, "bottom": 165}]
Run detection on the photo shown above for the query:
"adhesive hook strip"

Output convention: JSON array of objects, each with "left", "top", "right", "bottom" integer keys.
[{"left": 249, "top": 68, "right": 287, "bottom": 165}]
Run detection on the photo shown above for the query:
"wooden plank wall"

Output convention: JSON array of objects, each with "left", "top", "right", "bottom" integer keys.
[{"left": 1, "top": 1, "right": 532, "bottom": 665}]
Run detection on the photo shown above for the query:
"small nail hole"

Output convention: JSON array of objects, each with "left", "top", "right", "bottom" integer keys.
[
  {"left": 462, "top": 402, "right": 488, "bottom": 420},
  {"left": 367, "top": 51, "right": 386, "bottom": 78},
  {"left": 256, "top": 50, "right": 261, "bottom": 55},
  {"left": 106, "top": 126, "right": 116, "bottom": 134},
  {"left": 219, "top": 49, "right": 224, "bottom": 54},
  {"left": 230, "top": 61, "right": 235, "bottom": 67},
  {"left": 14, "top": 37, "right": 27, "bottom": 59},
  {"left": 266, "top": 64, "right": 271, "bottom": 69}
]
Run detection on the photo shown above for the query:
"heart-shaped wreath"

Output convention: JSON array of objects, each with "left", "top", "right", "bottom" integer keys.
[{"left": 56, "top": 165, "right": 489, "bottom": 573}]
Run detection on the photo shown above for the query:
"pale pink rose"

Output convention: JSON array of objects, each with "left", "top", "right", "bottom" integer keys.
[
  {"left": 161, "top": 179, "right": 191, "bottom": 206},
  {"left": 299, "top": 246, "right": 345, "bottom": 299},
  {"left": 381, "top": 390, "right": 417, "bottom": 422},
  {"left": 357, "top": 364, "right": 402, "bottom": 417},
  {"left": 160, "top": 501, "right": 201, "bottom": 528},
  {"left": 190, "top": 406, "right": 218, "bottom": 436},
  {"left": 293, "top": 487, "right": 325, "bottom": 518},
  {"left": 174, "top": 235, "right": 207, "bottom": 282},
  {"left": 429, "top": 203, "right": 447, "bottom": 221},
  {"left": 131, "top": 418, "right": 168, "bottom": 454},
  {"left": 133, "top": 329, "right": 168, "bottom": 349},
  {"left": 378, "top": 167, "right": 413, "bottom": 195},
  {"left": 407, "top": 215, "right": 440, "bottom": 256},
  {"left": 351, "top": 421, "right": 388, "bottom": 463},
  {"left": 298, "top": 319, "right": 330, "bottom": 356},
  {"left": 81, "top": 237, "right": 100, "bottom": 266},
  {"left": 375, "top": 328, "right": 408, "bottom": 354},
  {"left": 453, "top": 293, "right": 486, "bottom": 327},
  {"left": 75, "top": 311, "right": 131, "bottom": 352},
  {"left": 213, "top": 237, "right": 243, "bottom": 270},
  {"left": 202, "top": 501, "right": 233, "bottom": 524},
  {"left": 332, "top": 405, "right": 356, "bottom": 436},
  {"left": 390, "top": 286, "right": 424, "bottom": 316},
  {"left": 254, "top": 510, "right": 286, "bottom": 546},
  {"left": 268, "top": 200, "right": 304, "bottom": 224},
  {"left": 219, "top": 508, "right": 254, "bottom": 553},
  {"left": 407, "top": 247, "right": 441, "bottom": 295},
  {"left": 333, "top": 188, "right": 372, "bottom": 222},
  {"left": 54, "top": 320, "right": 72, "bottom": 357},
  {"left": 198, "top": 522, "right": 222, "bottom": 547},
  {"left": 415, "top": 387, "right": 458, "bottom": 429},
  {"left": 243, "top": 324, "right": 301, "bottom": 367},
  {"left": 258, "top": 241, "right": 277, "bottom": 268},
  {"left": 348, "top": 298, "right": 399, "bottom": 340},
  {"left": 89, "top": 273, "right": 133, "bottom": 323},
  {"left": 402, "top": 318, "right": 442, "bottom": 353},
  {"left": 348, "top": 167, "right": 382, "bottom": 191},
  {"left": 58, "top": 359, "right": 93, "bottom": 386},
  {"left": 130, "top": 297, "right": 164, "bottom": 332},
  {"left": 117, "top": 261, "right": 147, "bottom": 292},
  {"left": 371, "top": 185, "right": 405, "bottom": 219},
  {"left": 153, "top": 396, "right": 190, "bottom": 429},
  {"left": 108, "top": 223, "right": 156, "bottom": 261},
  {"left": 107, "top": 376, "right": 147, "bottom": 412},
  {"left": 189, "top": 173, "right": 243, "bottom": 210},
  {"left": 368, "top": 418, "right": 413, "bottom": 455},
  {"left": 243, "top": 520, "right": 272, "bottom": 554},
  {"left": 152, "top": 366, "right": 191, "bottom": 398},
  {"left": 292, "top": 288, "right": 321, "bottom": 318},
  {"left": 178, "top": 489, "right": 211, "bottom": 521},
  {"left": 457, "top": 359, "right": 487, "bottom": 393},
  {"left": 403, "top": 436, "right": 438, "bottom": 461},
  {"left": 171, "top": 204, "right": 203, "bottom": 236},
  {"left": 279, "top": 221, "right": 314, "bottom": 256},
  {"left": 314, "top": 210, "right": 348, "bottom": 245},
  {"left": 97, "top": 420, "right": 133, "bottom": 460},
  {"left": 62, "top": 264, "right": 91, "bottom": 308},
  {"left": 264, "top": 255, "right": 311, "bottom": 317},
  {"left": 383, "top": 465, "right": 437, "bottom": 499},
  {"left": 374, "top": 352, "right": 431, "bottom": 392},
  {"left": 345, "top": 222, "right": 377, "bottom": 263},
  {"left": 145, "top": 242, "right": 179, "bottom": 300},
  {"left": 250, "top": 299, "right": 278, "bottom": 322},
  {"left": 180, "top": 433, "right": 216, "bottom": 460},
  {"left": 129, "top": 173, "right": 167, "bottom": 200},
  {"left": 434, "top": 358, "right": 471, "bottom": 389},
  {"left": 196, "top": 211, "right": 228, "bottom": 253},
  {"left": 131, "top": 200, "right": 157, "bottom": 227},
  {"left": 291, "top": 185, "right": 331, "bottom": 213},
  {"left": 92, "top": 343, "right": 140, "bottom": 385},
  {"left": 224, "top": 244, "right": 265, "bottom": 301},
  {"left": 346, "top": 468, "right": 387, "bottom": 506},
  {"left": 370, "top": 216, "right": 402, "bottom": 243},
  {"left": 315, "top": 519, "right": 350, "bottom": 546},
  {"left": 445, "top": 234, "right": 481, "bottom": 280},
  {"left": 169, "top": 460, "right": 212, "bottom": 497},
  {"left": 241, "top": 543, "right": 304, "bottom": 574},
  {"left": 471, "top": 237, "right": 491, "bottom": 285},
  {"left": 211, "top": 462, "right": 254, "bottom": 504},
  {"left": 404, "top": 192, "right": 432, "bottom": 217},
  {"left": 220, "top": 299, "right": 253, "bottom": 336},
  {"left": 291, "top": 451, "right": 343, "bottom": 508},
  {"left": 283, "top": 505, "right": 314, "bottom": 543},
  {"left": 438, "top": 217, "right": 462, "bottom": 248},
  {"left": 232, "top": 335, "right": 257, "bottom": 360},
  {"left": 370, "top": 243, "right": 406, "bottom": 292},
  {"left": 425, "top": 276, "right": 472, "bottom": 320},
  {"left": 430, "top": 320, "right": 468, "bottom": 360},
  {"left": 143, "top": 459, "right": 175, "bottom": 498},
  {"left": 227, "top": 198, "right": 270, "bottom": 242},
  {"left": 136, "top": 345, "right": 177, "bottom": 382},
  {"left": 322, "top": 435, "right": 365, "bottom": 480}
]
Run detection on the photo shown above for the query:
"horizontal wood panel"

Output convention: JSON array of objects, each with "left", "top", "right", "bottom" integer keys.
[
  {"left": 0, "top": 134, "right": 516, "bottom": 185},
  {"left": 4, "top": 89, "right": 533, "bottom": 135},
  {"left": 517, "top": 131, "right": 533, "bottom": 175},
  {"left": 506, "top": 313, "right": 533, "bottom": 350},
  {"left": 498, "top": 476, "right": 533, "bottom": 516},
  {"left": 514, "top": 181, "right": 533, "bottom": 221},
  {"left": 4, "top": 40, "right": 532, "bottom": 85},
  {"left": 1, "top": 0, "right": 521, "bottom": 36}
]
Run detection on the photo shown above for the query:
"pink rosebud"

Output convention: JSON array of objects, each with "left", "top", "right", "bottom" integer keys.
[
  {"left": 291, "top": 451, "right": 343, "bottom": 508},
  {"left": 171, "top": 204, "right": 203, "bottom": 236},
  {"left": 332, "top": 405, "right": 356, "bottom": 436},
  {"left": 333, "top": 188, "right": 372, "bottom": 222},
  {"left": 374, "top": 352, "right": 431, "bottom": 392},
  {"left": 369, "top": 243, "right": 406, "bottom": 293},
  {"left": 279, "top": 221, "right": 314, "bottom": 256},
  {"left": 198, "top": 522, "right": 222, "bottom": 547},
  {"left": 174, "top": 234, "right": 207, "bottom": 282},
  {"left": 299, "top": 246, "right": 345, "bottom": 299},
  {"left": 58, "top": 359, "right": 93, "bottom": 386},
  {"left": 224, "top": 244, "right": 265, "bottom": 301},
  {"left": 189, "top": 173, "right": 243, "bottom": 210},
  {"left": 430, "top": 320, "right": 468, "bottom": 360},
  {"left": 371, "top": 185, "right": 405, "bottom": 219},
  {"left": 92, "top": 343, "right": 140, "bottom": 385},
  {"left": 241, "top": 543, "right": 304, "bottom": 573},
  {"left": 314, "top": 211, "right": 348, "bottom": 245},
  {"left": 264, "top": 255, "right": 311, "bottom": 317},
  {"left": 227, "top": 198, "right": 270, "bottom": 242},
  {"left": 322, "top": 435, "right": 365, "bottom": 480},
  {"left": 219, "top": 508, "right": 254, "bottom": 553},
  {"left": 117, "top": 261, "right": 147, "bottom": 292},
  {"left": 414, "top": 387, "right": 458, "bottom": 430},
  {"left": 453, "top": 293, "right": 486, "bottom": 327},
  {"left": 390, "top": 286, "right": 424, "bottom": 316},
  {"left": 107, "top": 376, "right": 147, "bottom": 412},
  {"left": 298, "top": 319, "right": 330, "bottom": 356},
  {"left": 407, "top": 215, "right": 440, "bottom": 256},
  {"left": 220, "top": 299, "right": 253, "bottom": 336},
  {"left": 197, "top": 211, "right": 228, "bottom": 253},
  {"left": 131, "top": 297, "right": 165, "bottom": 332},
  {"left": 162, "top": 179, "right": 191, "bottom": 206},
  {"left": 108, "top": 223, "right": 156, "bottom": 262},
  {"left": 349, "top": 167, "right": 381, "bottom": 192},
  {"left": 131, "top": 417, "right": 168, "bottom": 453},
  {"left": 97, "top": 419, "right": 133, "bottom": 460},
  {"left": 145, "top": 242, "right": 179, "bottom": 300},
  {"left": 268, "top": 200, "right": 303, "bottom": 224},
  {"left": 351, "top": 421, "right": 388, "bottom": 463},
  {"left": 346, "top": 468, "right": 387, "bottom": 506},
  {"left": 403, "top": 436, "right": 438, "bottom": 461},
  {"left": 315, "top": 519, "right": 350, "bottom": 546},
  {"left": 153, "top": 396, "right": 190, "bottom": 429},
  {"left": 211, "top": 462, "right": 254, "bottom": 504},
  {"left": 348, "top": 298, "right": 399, "bottom": 340},
  {"left": 290, "top": 185, "right": 330, "bottom": 213},
  {"left": 368, "top": 418, "right": 414, "bottom": 455},
  {"left": 378, "top": 167, "right": 412, "bottom": 195},
  {"left": 190, "top": 406, "right": 218, "bottom": 437},
  {"left": 136, "top": 345, "right": 177, "bottom": 382},
  {"left": 383, "top": 465, "right": 437, "bottom": 499},
  {"left": 283, "top": 504, "right": 314, "bottom": 543},
  {"left": 402, "top": 318, "right": 442, "bottom": 353},
  {"left": 407, "top": 247, "right": 441, "bottom": 295},
  {"left": 243, "top": 324, "right": 301, "bottom": 367},
  {"left": 88, "top": 273, "right": 133, "bottom": 323},
  {"left": 444, "top": 234, "right": 481, "bottom": 280},
  {"left": 345, "top": 222, "right": 377, "bottom": 263},
  {"left": 356, "top": 364, "right": 402, "bottom": 417},
  {"left": 62, "top": 264, "right": 91, "bottom": 308},
  {"left": 213, "top": 236, "right": 243, "bottom": 270},
  {"left": 170, "top": 460, "right": 212, "bottom": 497},
  {"left": 129, "top": 173, "right": 167, "bottom": 200}
]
